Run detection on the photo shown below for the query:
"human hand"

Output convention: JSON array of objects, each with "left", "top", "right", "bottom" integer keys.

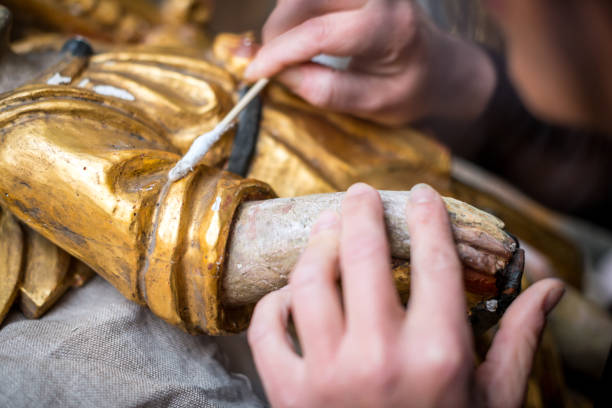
[
  {"left": 244, "top": 0, "right": 496, "bottom": 125},
  {"left": 248, "top": 183, "right": 565, "bottom": 407}
]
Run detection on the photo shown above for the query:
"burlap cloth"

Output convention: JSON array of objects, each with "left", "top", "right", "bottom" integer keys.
[{"left": 0, "top": 277, "right": 266, "bottom": 407}]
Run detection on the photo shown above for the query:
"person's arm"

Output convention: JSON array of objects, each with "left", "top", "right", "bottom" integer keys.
[
  {"left": 248, "top": 183, "right": 565, "bottom": 407},
  {"left": 247, "top": 1, "right": 612, "bottom": 229},
  {"left": 428, "top": 50, "right": 612, "bottom": 230}
]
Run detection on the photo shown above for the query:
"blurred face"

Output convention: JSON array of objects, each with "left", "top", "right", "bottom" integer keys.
[{"left": 485, "top": 0, "right": 612, "bottom": 132}]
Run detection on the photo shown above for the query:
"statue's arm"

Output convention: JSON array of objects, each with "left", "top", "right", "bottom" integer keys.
[{"left": 225, "top": 191, "right": 517, "bottom": 306}]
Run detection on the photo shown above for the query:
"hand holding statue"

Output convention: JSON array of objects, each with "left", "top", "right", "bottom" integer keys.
[
  {"left": 248, "top": 183, "right": 565, "bottom": 407},
  {"left": 245, "top": 0, "right": 496, "bottom": 125}
]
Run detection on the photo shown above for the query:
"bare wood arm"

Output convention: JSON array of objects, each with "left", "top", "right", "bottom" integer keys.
[{"left": 223, "top": 191, "right": 517, "bottom": 306}]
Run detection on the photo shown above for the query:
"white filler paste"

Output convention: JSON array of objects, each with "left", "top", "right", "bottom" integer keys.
[
  {"left": 93, "top": 85, "right": 135, "bottom": 101},
  {"left": 167, "top": 123, "right": 231, "bottom": 182},
  {"left": 47, "top": 73, "right": 72, "bottom": 85}
]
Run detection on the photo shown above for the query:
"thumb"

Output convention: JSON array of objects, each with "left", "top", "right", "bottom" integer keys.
[
  {"left": 277, "top": 63, "right": 426, "bottom": 124},
  {"left": 277, "top": 62, "right": 378, "bottom": 113},
  {"left": 475, "top": 278, "right": 565, "bottom": 408}
]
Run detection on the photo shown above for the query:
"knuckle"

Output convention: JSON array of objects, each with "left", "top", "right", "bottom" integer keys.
[
  {"left": 384, "top": 0, "right": 420, "bottom": 46},
  {"left": 393, "top": 1, "right": 419, "bottom": 38},
  {"left": 417, "top": 340, "right": 467, "bottom": 381},
  {"left": 303, "top": 17, "right": 330, "bottom": 46},
  {"left": 354, "top": 348, "right": 401, "bottom": 394},
  {"left": 366, "top": 1, "right": 420, "bottom": 60}
]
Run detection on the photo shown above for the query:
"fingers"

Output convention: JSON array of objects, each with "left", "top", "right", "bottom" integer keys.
[
  {"left": 340, "top": 183, "right": 403, "bottom": 333},
  {"left": 248, "top": 288, "right": 302, "bottom": 393},
  {"left": 290, "top": 210, "right": 344, "bottom": 361},
  {"left": 276, "top": 63, "right": 385, "bottom": 114},
  {"left": 476, "top": 278, "right": 565, "bottom": 408},
  {"left": 405, "top": 184, "right": 468, "bottom": 334},
  {"left": 263, "top": 0, "right": 365, "bottom": 42},
  {"left": 245, "top": 10, "right": 373, "bottom": 80}
]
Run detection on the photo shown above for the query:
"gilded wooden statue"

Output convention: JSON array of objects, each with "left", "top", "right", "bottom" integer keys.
[
  {"left": 0, "top": 4, "right": 536, "bottom": 334},
  {"left": 2, "top": 0, "right": 212, "bottom": 47}
]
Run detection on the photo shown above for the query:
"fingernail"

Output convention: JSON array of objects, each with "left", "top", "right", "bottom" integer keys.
[
  {"left": 311, "top": 210, "right": 339, "bottom": 235},
  {"left": 346, "top": 182, "right": 373, "bottom": 197},
  {"left": 278, "top": 68, "right": 303, "bottom": 87},
  {"left": 543, "top": 282, "right": 565, "bottom": 314},
  {"left": 410, "top": 183, "right": 436, "bottom": 204},
  {"left": 244, "top": 61, "right": 259, "bottom": 80}
]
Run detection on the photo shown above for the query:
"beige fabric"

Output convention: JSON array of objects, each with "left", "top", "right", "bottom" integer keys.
[{"left": 0, "top": 277, "right": 265, "bottom": 407}]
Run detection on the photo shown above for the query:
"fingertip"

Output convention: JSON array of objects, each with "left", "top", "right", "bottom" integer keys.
[
  {"left": 346, "top": 182, "right": 378, "bottom": 198},
  {"left": 311, "top": 209, "right": 340, "bottom": 236},
  {"left": 409, "top": 183, "right": 439, "bottom": 205},
  {"left": 244, "top": 59, "right": 263, "bottom": 81},
  {"left": 250, "top": 288, "right": 291, "bottom": 331},
  {"left": 497, "top": 278, "right": 565, "bottom": 337},
  {"left": 542, "top": 278, "right": 565, "bottom": 314},
  {"left": 406, "top": 184, "right": 447, "bottom": 228},
  {"left": 342, "top": 183, "right": 382, "bottom": 218}
]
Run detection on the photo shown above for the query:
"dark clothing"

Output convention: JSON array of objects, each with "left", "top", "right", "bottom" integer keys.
[
  {"left": 427, "top": 52, "right": 612, "bottom": 402},
  {"left": 426, "top": 51, "right": 612, "bottom": 231}
]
